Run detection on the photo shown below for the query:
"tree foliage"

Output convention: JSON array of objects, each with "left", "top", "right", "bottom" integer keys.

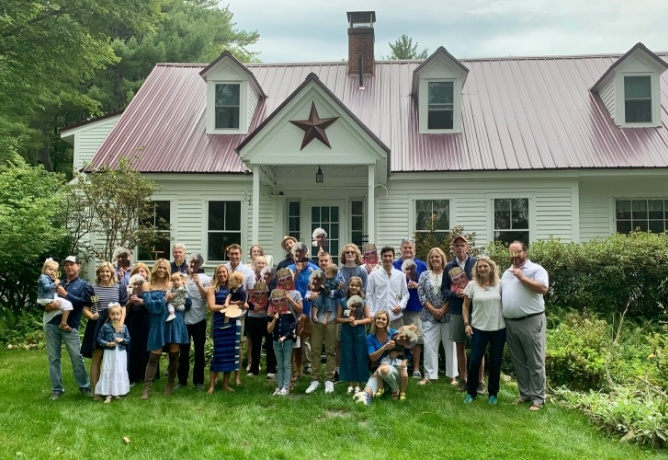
[
  {"left": 0, "top": 155, "right": 70, "bottom": 311},
  {"left": 64, "top": 157, "right": 169, "bottom": 262},
  {"left": 386, "top": 34, "right": 428, "bottom": 60}
]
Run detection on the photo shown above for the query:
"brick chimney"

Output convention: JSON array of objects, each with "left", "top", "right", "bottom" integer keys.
[{"left": 347, "top": 11, "right": 376, "bottom": 75}]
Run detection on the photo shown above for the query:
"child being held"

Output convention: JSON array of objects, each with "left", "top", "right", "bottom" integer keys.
[
  {"left": 309, "top": 264, "right": 343, "bottom": 325},
  {"left": 95, "top": 303, "right": 131, "bottom": 403},
  {"left": 222, "top": 271, "right": 248, "bottom": 329},
  {"left": 37, "top": 258, "right": 74, "bottom": 331},
  {"left": 166, "top": 272, "right": 188, "bottom": 322}
]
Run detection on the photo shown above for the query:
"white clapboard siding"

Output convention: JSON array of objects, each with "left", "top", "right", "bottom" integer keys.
[
  {"left": 65, "top": 116, "right": 121, "bottom": 170},
  {"left": 599, "top": 80, "right": 616, "bottom": 121}
]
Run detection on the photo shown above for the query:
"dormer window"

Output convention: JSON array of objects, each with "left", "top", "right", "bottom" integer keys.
[
  {"left": 624, "top": 76, "right": 652, "bottom": 123},
  {"left": 412, "top": 47, "right": 468, "bottom": 134},
  {"left": 428, "top": 81, "right": 454, "bottom": 130},
  {"left": 215, "top": 83, "right": 241, "bottom": 129}
]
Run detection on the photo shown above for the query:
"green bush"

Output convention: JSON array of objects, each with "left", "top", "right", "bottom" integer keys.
[
  {"left": 546, "top": 311, "right": 615, "bottom": 390},
  {"left": 0, "top": 309, "right": 45, "bottom": 349},
  {"left": 487, "top": 232, "right": 668, "bottom": 320}
]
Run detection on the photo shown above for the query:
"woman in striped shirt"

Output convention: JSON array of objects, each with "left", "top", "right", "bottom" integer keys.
[{"left": 81, "top": 261, "right": 127, "bottom": 400}]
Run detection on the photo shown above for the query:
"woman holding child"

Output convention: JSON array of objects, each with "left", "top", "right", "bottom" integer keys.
[
  {"left": 140, "top": 259, "right": 191, "bottom": 399},
  {"left": 81, "top": 261, "right": 127, "bottom": 400},
  {"left": 207, "top": 264, "right": 243, "bottom": 393}
]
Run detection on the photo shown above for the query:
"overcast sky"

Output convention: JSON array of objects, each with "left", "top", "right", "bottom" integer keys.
[{"left": 224, "top": 0, "right": 668, "bottom": 63}]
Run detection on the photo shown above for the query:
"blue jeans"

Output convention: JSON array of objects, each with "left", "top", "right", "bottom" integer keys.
[
  {"left": 273, "top": 339, "right": 293, "bottom": 390},
  {"left": 44, "top": 323, "right": 90, "bottom": 393},
  {"left": 466, "top": 328, "right": 506, "bottom": 398}
]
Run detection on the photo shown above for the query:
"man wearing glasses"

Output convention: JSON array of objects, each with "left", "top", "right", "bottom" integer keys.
[
  {"left": 392, "top": 237, "right": 427, "bottom": 379},
  {"left": 501, "top": 241, "right": 549, "bottom": 411}
]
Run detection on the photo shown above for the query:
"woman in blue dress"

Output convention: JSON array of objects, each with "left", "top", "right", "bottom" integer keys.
[
  {"left": 140, "top": 258, "right": 190, "bottom": 399},
  {"left": 207, "top": 264, "right": 243, "bottom": 393}
]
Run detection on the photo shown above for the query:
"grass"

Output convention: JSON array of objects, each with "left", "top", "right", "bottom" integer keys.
[{"left": 1, "top": 349, "right": 667, "bottom": 460}]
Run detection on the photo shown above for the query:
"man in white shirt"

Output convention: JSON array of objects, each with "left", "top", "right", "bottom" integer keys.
[
  {"left": 367, "top": 246, "right": 409, "bottom": 328},
  {"left": 501, "top": 241, "right": 549, "bottom": 411}
]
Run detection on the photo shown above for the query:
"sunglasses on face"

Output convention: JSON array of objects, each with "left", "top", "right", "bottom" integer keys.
[{"left": 345, "top": 251, "right": 356, "bottom": 255}]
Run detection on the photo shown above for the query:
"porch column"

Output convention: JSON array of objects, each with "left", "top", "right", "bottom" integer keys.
[
  {"left": 367, "top": 163, "right": 375, "bottom": 243},
  {"left": 252, "top": 166, "right": 260, "bottom": 244}
]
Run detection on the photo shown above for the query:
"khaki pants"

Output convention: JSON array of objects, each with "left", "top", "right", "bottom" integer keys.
[{"left": 309, "top": 321, "right": 337, "bottom": 382}]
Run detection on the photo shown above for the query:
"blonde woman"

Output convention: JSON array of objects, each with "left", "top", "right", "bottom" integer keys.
[
  {"left": 417, "top": 247, "right": 457, "bottom": 385},
  {"left": 81, "top": 261, "right": 127, "bottom": 400},
  {"left": 141, "top": 259, "right": 190, "bottom": 399},
  {"left": 462, "top": 257, "right": 505, "bottom": 405}
]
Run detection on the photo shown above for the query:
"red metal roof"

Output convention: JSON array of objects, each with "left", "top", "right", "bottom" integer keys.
[{"left": 91, "top": 52, "right": 668, "bottom": 173}]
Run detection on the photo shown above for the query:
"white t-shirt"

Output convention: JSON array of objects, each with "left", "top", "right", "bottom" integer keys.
[
  {"left": 185, "top": 274, "right": 212, "bottom": 324},
  {"left": 464, "top": 281, "right": 505, "bottom": 331},
  {"left": 500, "top": 260, "right": 548, "bottom": 319}
]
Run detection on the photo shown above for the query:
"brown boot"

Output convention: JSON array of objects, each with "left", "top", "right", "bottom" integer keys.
[
  {"left": 164, "top": 352, "right": 179, "bottom": 396},
  {"left": 141, "top": 353, "right": 160, "bottom": 400}
]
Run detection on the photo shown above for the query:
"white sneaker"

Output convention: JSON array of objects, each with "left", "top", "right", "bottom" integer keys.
[
  {"left": 266, "top": 373, "right": 276, "bottom": 380},
  {"left": 347, "top": 385, "right": 354, "bottom": 394},
  {"left": 354, "top": 386, "right": 361, "bottom": 393},
  {"left": 272, "top": 388, "right": 280, "bottom": 396},
  {"left": 305, "top": 381, "right": 320, "bottom": 394},
  {"left": 166, "top": 314, "right": 175, "bottom": 322},
  {"left": 278, "top": 388, "right": 289, "bottom": 396},
  {"left": 325, "top": 381, "right": 335, "bottom": 394}
]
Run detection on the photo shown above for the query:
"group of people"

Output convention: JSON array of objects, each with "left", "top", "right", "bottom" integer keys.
[{"left": 39, "top": 236, "right": 548, "bottom": 411}]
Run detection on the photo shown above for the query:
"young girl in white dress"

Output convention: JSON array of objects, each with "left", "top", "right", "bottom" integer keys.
[{"left": 95, "top": 303, "right": 131, "bottom": 403}]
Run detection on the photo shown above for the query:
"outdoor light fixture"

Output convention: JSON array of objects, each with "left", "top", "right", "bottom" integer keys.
[{"left": 316, "top": 165, "right": 324, "bottom": 183}]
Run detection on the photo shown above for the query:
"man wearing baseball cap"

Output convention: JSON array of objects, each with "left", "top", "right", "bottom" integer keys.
[
  {"left": 442, "top": 235, "right": 478, "bottom": 392},
  {"left": 42, "top": 256, "right": 95, "bottom": 400}
]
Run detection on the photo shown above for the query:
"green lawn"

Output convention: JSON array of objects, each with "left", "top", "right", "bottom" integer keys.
[{"left": 1, "top": 349, "right": 666, "bottom": 460}]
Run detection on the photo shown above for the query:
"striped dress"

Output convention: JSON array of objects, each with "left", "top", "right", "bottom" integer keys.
[
  {"left": 81, "top": 284, "right": 127, "bottom": 358},
  {"left": 209, "top": 286, "right": 241, "bottom": 372}
]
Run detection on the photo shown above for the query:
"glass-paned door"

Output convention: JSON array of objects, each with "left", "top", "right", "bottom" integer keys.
[{"left": 306, "top": 202, "right": 342, "bottom": 265}]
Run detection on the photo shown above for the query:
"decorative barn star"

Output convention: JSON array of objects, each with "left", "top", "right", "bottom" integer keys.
[{"left": 290, "top": 102, "right": 339, "bottom": 150}]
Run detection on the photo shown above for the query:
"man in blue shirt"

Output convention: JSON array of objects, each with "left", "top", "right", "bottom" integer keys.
[
  {"left": 393, "top": 237, "right": 427, "bottom": 379},
  {"left": 43, "top": 256, "right": 94, "bottom": 400}
]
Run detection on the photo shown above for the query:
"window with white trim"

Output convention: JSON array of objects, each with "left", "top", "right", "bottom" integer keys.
[
  {"left": 215, "top": 83, "right": 240, "bottom": 129},
  {"left": 288, "top": 201, "right": 300, "bottom": 242},
  {"left": 427, "top": 81, "right": 454, "bottom": 130},
  {"left": 624, "top": 76, "right": 652, "bottom": 123},
  {"left": 138, "top": 201, "right": 171, "bottom": 261},
  {"left": 415, "top": 199, "right": 450, "bottom": 245},
  {"left": 494, "top": 198, "right": 529, "bottom": 246},
  {"left": 615, "top": 199, "right": 667, "bottom": 233},
  {"left": 208, "top": 201, "right": 242, "bottom": 261}
]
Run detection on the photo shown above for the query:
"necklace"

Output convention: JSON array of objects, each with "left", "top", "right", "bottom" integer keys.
[{"left": 480, "top": 280, "right": 492, "bottom": 292}]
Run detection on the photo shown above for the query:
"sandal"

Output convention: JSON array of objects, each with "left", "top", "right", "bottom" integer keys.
[
  {"left": 399, "top": 392, "right": 407, "bottom": 401},
  {"left": 513, "top": 398, "right": 530, "bottom": 405},
  {"left": 391, "top": 390, "right": 400, "bottom": 400},
  {"left": 529, "top": 403, "right": 544, "bottom": 411},
  {"left": 291, "top": 374, "right": 302, "bottom": 382},
  {"left": 417, "top": 378, "right": 431, "bottom": 386},
  {"left": 375, "top": 388, "right": 384, "bottom": 398}
]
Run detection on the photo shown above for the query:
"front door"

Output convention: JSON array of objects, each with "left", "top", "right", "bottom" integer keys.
[{"left": 304, "top": 201, "right": 345, "bottom": 264}]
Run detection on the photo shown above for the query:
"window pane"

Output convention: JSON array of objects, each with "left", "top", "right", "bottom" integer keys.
[
  {"left": 215, "top": 84, "right": 240, "bottom": 106},
  {"left": 428, "top": 82, "right": 453, "bottom": 104},
  {"left": 154, "top": 201, "right": 170, "bottom": 228},
  {"left": 511, "top": 198, "right": 529, "bottom": 229},
  {"left": 330, "top": 223, "right": 339, "bottom": 239},
  {"left": 624, "top": 76, "right": 651, "bottom": 99},
  {"left": 649, "top": 220, "right": 665, "bottom": 233},
  {"left": 428, "top": 109, "right": 453, "bottom": 130},
  {"left": 632, "top": 200, "right": 647, "bottom": 220},
  {"left": 312, "top": 207, "right": 320, "bottom": 222},
  {"left": 648, "top": 200, "right": 664, "bottom": 220},
  {"left": 209, "top": 201, "right": 241, "bottom": 231},
  {"left": 625, "top": 100, "right": 652, "bottom": 123},
  {"left": 495, "top": 230, "right": 530, "bottom": 247},
  {"left": 289, "top": 217, "right": 300, "bottom": 232},
  {"left": 208, "top": 232, "right": 241, "bottom": 261},
  {"left": 352, "top": 201, "right": 363, "bottom": 215},
  {"left": 289, "top": 201, "right": 300, "bottom": 215},
  {"left": 225, "top": 201, "right": 241, "bottom": 231},
  {"left": 331, "top": 207, "right": 339, "bottom": 222},
  {"left": 215, "top": 108, "right": 240, "bottom": 129},
  {"left": 635, "top": 221, "right": 649, "bottom": 232},
  {"left": 494, "top": 199, "right": 511, "bottom": 230},
  {"left": 352, "top": 216, "right": 363, "bottom": 231},
  {"left": 616, "top": 221, "right": 632, "bottom": 234},
  {"left": 616, "top": 200, "right": 631, "bottom": 220}
]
